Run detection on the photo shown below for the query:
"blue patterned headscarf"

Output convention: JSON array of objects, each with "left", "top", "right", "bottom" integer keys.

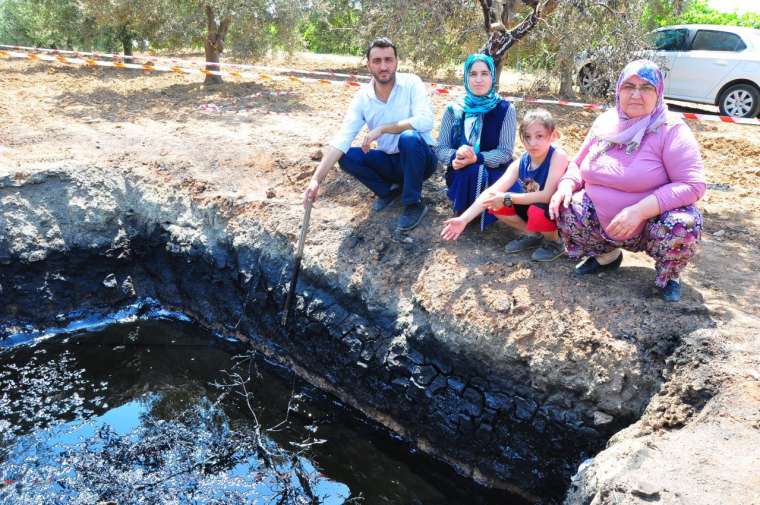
[
  {"left": 457, "top": 53, "right": 500, "bottom": 116},
  {"left": 449, "top": 53, "right": 502, "bottom": 155}
]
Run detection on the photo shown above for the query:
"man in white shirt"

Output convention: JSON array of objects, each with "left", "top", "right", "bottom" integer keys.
[{"left": 302, "top": 38, "right": 437, "bottom": 231}]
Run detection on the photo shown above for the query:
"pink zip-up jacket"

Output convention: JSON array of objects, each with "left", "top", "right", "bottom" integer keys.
[{"left": 561, "top": 114, "right": 706, "bottom": 239}]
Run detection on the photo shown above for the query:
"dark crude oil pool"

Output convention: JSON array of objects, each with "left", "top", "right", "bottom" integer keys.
[{"left": 0, "top": 318, "right": 528, "bottom": 505}]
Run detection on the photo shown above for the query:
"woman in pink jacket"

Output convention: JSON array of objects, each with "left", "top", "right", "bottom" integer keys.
[{"left": 549, "top": 60, "right": 705, "bottom": 302}]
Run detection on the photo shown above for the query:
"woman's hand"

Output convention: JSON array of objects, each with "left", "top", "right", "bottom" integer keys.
[
  {"left": 549, "top": 180, "right": 574, "bottom": 220},
  {"left": 452, "top": 145, "right": 477, "bottom": 170},
  {"left": 451, "top": 157, "right": 467, "bottom": 170},
  {"left": 607, "top": 205, "right": 645, "bottom": 240},
  {"left": 456, "top": 144, "right": 475, "bottom": 159},
  {"left": 441, "top": 217, "right": 467, "bottom": 241}
]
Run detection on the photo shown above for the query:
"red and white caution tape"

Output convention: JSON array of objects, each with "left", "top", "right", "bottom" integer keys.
[
  {"left": 0, "top": 43, "right": 371, "bottom": 82},
  {"left": 672, "top": 111, "right": 760, "bottom": 125},
  {"left": 504, "top": 95, "right": 760, "bottom": 125},
  {"left": 0, "top": 47, "right": 456, "bottom": 96},
  {"left": 2, "top": 46, "right": 759, "bottom": 126},
  {"left": 0, "top": 48, "right": 370, "bottom": 89},
  {"left": 502, "top": 95, "right": 603, "bottom": 110}
]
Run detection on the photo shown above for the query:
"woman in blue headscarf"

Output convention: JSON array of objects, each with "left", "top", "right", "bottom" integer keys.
[{"left": 435, "top": 53, "right": 517, "bottom": 230}]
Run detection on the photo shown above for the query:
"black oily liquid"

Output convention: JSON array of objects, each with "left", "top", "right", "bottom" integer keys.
[{"left": 0, "top": 319, "right": 528, "bottom": 505}]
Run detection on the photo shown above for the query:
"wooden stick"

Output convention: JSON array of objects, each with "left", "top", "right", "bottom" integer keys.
[{"left": 281, "top": 199, "right": 313, "bottom": 327}]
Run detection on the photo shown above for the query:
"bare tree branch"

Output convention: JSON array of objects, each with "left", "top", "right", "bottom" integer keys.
[{"left": 481, "top": 0, "right": 543, "bottom": 61}]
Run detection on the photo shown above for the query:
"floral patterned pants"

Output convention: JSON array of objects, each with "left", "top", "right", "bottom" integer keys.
[{"left": 557, "top": 191, "right": 703, "bottom": 287}]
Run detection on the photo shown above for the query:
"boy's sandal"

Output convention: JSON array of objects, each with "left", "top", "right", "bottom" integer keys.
[
  {"left": 531, "top": 241, "right": 565, "bottom": 262},
  {"left": 504, "top": 233, "right": 543, "bottom": 254}
]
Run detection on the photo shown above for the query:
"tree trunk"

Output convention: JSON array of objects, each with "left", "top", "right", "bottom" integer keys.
[
  {"left": 558, "top": 52, "right": 575, "bottom": 97},
  {"left": 494, "top": 0, "right": 518, "bottom": 91},
  {"left": 204, "top": 5, "right": 231, "bottom": 85},
  {"left": 121, "top": 30, "right": 133, "bottom": 63},
  {"left": 557, "top": 7, "right": 575, "bottom": 98},
  {"left": 494, "top": 57, "right": 505, "bottom": 92}
]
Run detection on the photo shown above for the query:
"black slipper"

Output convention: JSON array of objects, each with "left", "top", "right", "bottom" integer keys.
[
  {"left": 372, "top": 188, "right": 401, "bottom": 212},
  {"left": 575, "top": 252, "right": 623, "bottom": 276}
]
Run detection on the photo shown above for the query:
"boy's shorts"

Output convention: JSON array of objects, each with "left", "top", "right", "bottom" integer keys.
[{"left": 488, "top": 203, "right": 557, "bottom": 232}]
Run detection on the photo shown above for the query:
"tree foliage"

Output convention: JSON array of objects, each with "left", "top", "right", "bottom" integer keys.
[
  {"left": 132, "top": 0, "right": 306, "bottom": 57},
  {"left": 160, "top": 0, "right": 307, "bottom": 83},
  {"left": 646, "top": 0, "right": 760, "bottom": 29},
  {"left": 515, "top": 0, "right": 651, "bottom": 97},
  {"left": 341, "top": 0, "right": 552, "bottom": 83},
  {"left": 0, "top": 0, "right": 309, "bottom": 85},
  {"left": 0, "top": 0, "right": 307, "bottom": 57},
  {"left": 352, "top": 0, "right": 485, "bottom": 74},
  {"left": 0, "top": 0, "right": 90, "bottom": 48},
  {"left": 0, "top": 0, "right": 550, "bottom": 77},
  {"left": 79, "top": 0, "right": 173, "bottom": 55},
  {"left": 0, "top": 0, "right": 173, "bottom": 51},
  {"left": 300, "top": 0, "right": 363, "bottom": 55},
  {"left": 218, "top": 0, "right": 305, "bottom": 58},
  {"left": 5, "top": 0, "right": 754, "bottom": 94}
]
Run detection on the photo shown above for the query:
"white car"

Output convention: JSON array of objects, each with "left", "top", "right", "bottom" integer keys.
[{"left": 577, "top": 24, "right": 760, "bottom": 118}]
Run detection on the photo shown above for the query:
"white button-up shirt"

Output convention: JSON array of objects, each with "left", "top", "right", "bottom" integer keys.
[{"left": 330, "top": 73, "right": 434, "bottom": 155}]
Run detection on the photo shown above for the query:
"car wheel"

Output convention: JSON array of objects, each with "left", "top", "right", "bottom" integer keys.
[
  {"left": 718, "top": 84, "right": 760, "bottom": 118},
  {"left": 578, "top": 65, "right": 609, "bottom": 96}
]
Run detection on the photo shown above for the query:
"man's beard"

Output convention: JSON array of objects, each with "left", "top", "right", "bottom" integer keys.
[{"left": 371, "top": 69, "right": 395, "bottom": 85}]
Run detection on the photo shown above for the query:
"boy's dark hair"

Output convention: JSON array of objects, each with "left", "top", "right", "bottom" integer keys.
[{"left": 365, "top": 37, "right": 398, "bottom": 59}]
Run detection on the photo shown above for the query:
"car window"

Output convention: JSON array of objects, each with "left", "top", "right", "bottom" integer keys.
[
  {"left": 691, "top": 30, "right": 746, "bottom": 52},
  {"left": 653, "top": 29, "right": 689, "bottom": 51}
]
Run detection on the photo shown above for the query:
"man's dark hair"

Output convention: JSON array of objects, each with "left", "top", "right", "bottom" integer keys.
[{"left": 365, "top": 37, "right": 398, "bottom": 60}]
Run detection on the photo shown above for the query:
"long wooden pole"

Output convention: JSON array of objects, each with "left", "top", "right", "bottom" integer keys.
[{"left": 281, "top": 199, "right": 313, "bottom": 327}]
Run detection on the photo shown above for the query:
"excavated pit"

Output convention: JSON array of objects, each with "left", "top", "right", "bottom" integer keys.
[
  {"left": 1, "top": 235, "right": 592, "bottom": 503},
  {"left": 3, "top": 316, "right": 534, "bottom": 504},
  {"left": 0, "top": 166, "right": 717, "bottom": 504}
]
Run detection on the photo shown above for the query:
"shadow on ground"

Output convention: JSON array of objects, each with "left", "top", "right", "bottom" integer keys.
[{"left": 7, "top": 64, "right": 314, "bottom": 125}]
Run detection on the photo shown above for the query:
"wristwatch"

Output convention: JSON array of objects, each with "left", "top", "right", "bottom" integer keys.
[{"left": 502, "top": 193, "right": 513, "bottom": 207}]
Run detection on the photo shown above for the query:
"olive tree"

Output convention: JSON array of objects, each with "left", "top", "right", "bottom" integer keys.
[
  {"left": 79, "top": 0, "right": 172, "bottom": 60},
  {"left": 528, "top": 0, "right": 652, "bottom": 98},
  {"left": 478, "top": 0, "right": 557, "bottom": 86},
  {"left": 354, "top": 0, "right": 555, "bottom": 88},
  {"left": 157, "top": 0, "right": 306, "bottom": 84},
  {"left": 0, "top": 0, "right": 86, "bottom": 48}
]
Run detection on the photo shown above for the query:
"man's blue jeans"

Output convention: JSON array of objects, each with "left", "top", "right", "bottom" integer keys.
[{"left": 338, "top": 130, "right": 436, "bottom": 206}]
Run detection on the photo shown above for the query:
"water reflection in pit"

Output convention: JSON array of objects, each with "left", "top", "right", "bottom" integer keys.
[{"left": 0, "top": 319, "right": 527, "bottom": 505}]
